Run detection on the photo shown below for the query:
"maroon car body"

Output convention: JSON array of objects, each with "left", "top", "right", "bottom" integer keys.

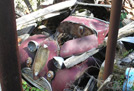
[
  {"left": 58, "top": 16, "right": 109, "bottom": 57},
  {"left": 19, "top": 16, "right": 109, "bottom": 91},
  {"left": 58, "top": 16, "right": 109, "bottom": 44}
]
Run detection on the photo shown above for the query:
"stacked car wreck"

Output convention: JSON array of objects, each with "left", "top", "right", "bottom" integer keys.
[
  {"left": 16, "top": 0, "right": 134, "bottom": 91},
  {"left": 19, "top": 15, "right": 109, "bottom": 90}
]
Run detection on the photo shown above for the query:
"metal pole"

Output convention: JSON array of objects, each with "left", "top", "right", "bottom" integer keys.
[
  {"left": 0, "top": 0, "right": 23, "bottom": 91},
  {"left": 103, "top": 0, "right": 122, "bottom": 80}
]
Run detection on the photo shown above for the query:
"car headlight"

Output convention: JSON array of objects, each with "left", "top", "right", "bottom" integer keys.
[{"left": 28, "top": 40, "right": 39, "bottom": 52}]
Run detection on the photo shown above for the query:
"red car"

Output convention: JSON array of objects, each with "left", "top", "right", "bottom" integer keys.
[{"left": 19, "top": 16, "right": 109, "bottom": 91}]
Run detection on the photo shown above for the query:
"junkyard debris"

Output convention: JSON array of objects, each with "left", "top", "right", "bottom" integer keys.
[{"left": 14, "top": 0, "right": 134, "bottom": 91}]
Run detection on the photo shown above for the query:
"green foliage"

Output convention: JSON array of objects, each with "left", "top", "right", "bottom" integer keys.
[
  {"left": 108, "top": 74, "right": 126, "bottom": 91},
  {"left": 122, "top": 49, "right": 133, "bottom": 58},
  {"left": 131, "top": 86, "right": 134, "bottom": 90},
  {"left": 22, "top": 80, "right": 47, "bottom": 91},
  {"left": 118, "top": 75, "right": 125, "bottom": 86},
  {"left": 120, "top": 12, "right": 127, "bottom": 20}
]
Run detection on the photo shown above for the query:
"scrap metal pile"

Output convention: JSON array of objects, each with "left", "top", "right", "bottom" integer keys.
[{"left": 16, "top": 0, "right": 134, "bottom": 91}]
